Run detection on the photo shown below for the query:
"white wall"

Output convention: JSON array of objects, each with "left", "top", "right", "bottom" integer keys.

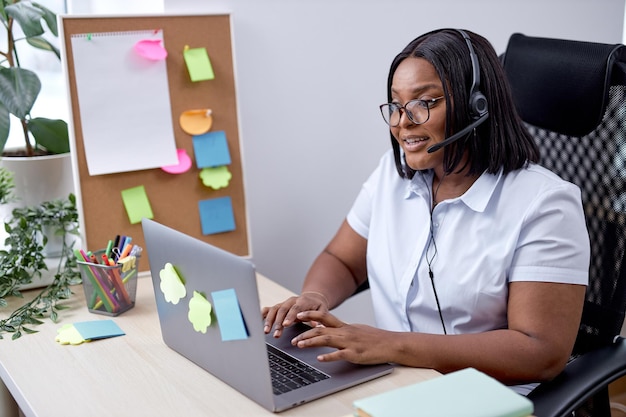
[
  {"left": 63, "top": 0, "right": 626, "bottom": 322},
  {"left": 161, "top": 0, "right": 625, "bottom": 309}
]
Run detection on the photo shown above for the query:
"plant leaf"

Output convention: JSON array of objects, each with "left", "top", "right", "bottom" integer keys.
[
  {"left": 5, "top": 1, "right": 45, "bottom": 38},
  {"left": 22, "top": 327, "right": 39, "bottom": 334},
  {"left": 0, "top": 1, "right": 7, "bottom": 23},
  {"left": 0, "top": 67, "right": 41, "bottom": 119},
  {"left": 27, "top": 118, "right": 69, "bottom": 154},
  {"left": 31, "top": 2, "right": 58, "bottom": 36},
  {"left": 26, "top": 36, "right": 60, "bottom": 60},
  {"left": 0, "top": 102, "right": 10, "bottom": 153}
]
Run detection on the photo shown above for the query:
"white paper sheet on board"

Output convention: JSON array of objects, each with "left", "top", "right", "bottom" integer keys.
[{"left": 71, "top": 30, "right": 177, "bottom": 176}]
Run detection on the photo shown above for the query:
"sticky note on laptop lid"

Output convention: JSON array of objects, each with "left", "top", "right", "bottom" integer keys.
[
  {"left": 353, "top": 367, "right": 533, "bottom": 417},
  {"left": 211, "top": 288, "right": 249, "bottom": 341}
]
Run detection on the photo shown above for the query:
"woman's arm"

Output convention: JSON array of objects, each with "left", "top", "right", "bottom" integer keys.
[
  {"left": 262, "top": 220, "right": 368, "bottom": 337},
  {"left": 292, "top": 280, "right": 586, "bottom": 384},
  {"left": 301, "top": 220, "right": 368, "bottom": 309}
]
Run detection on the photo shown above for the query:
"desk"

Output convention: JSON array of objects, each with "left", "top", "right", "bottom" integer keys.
[{"left": 0, "top": 275, "right": 439, "bottom": 417}]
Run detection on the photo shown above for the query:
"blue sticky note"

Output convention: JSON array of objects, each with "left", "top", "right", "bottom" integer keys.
[
  {"left": 73, "top": 320, "right": 125, "bottom": 341},
  {"left": 193, "top": 131, "right": 231, "bottom": 168},
  {"left": 198, "top": 197, "right": 236, "bottom": 235},
  {"left": 211, "top": 288, "right": 249, "bottom": 341}
]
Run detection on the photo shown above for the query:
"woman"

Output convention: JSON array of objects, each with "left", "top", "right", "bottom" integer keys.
[{"left": 262, "top": 28, "right": 589, "bottom": 394}]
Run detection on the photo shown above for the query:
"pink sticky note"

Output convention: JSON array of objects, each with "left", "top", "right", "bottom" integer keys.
[
  {"left": 161, "top": 148, "right": 192, "bottom": 174},
  {"left": 134, "top": 39, "right": 168, "bottom": 60}
]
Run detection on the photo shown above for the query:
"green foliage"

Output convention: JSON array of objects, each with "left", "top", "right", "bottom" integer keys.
[
  {"left": 0, "top": 193, "right": 81, "bottom": 340},
  {"left": 0, "top": 0, "right": 68, "bottom": 156},
  {"left": 0, "top": 166, "right": 14, "bottom": 205},
  {"left": 27, "top": 118, "right": 70, "bottom": 154}
]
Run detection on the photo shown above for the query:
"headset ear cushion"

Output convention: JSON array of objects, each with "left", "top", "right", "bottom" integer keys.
[{"left": 470, "top": 91, "right": 489, "bottom": 119}]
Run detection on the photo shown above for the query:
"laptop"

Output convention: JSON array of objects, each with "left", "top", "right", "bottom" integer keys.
[{"left": 141, "top": 218, "right": 394, "bottom": 412}]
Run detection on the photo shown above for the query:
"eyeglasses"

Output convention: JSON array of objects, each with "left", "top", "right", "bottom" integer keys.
[{"left": 379, "top": 96, "right": 445, "bottom": 127}]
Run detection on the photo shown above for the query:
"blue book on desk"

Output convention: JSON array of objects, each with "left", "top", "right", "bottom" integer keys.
[{"left": 353, "top": 367, "right": 533, "bottom": 417}]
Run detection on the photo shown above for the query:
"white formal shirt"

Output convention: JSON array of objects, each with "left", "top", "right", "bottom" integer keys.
[{"left": 347, "top": 149, "right": 590, "bottom": 336}]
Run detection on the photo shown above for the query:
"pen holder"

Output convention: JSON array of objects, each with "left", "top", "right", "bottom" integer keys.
[{"left": 77, "top": 250, "right": 140, "bottom": 316}]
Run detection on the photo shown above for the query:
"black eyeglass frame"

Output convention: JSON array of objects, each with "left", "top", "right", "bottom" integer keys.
[{"left": 379, "top": 96, "right": 445, "bottom": 127}]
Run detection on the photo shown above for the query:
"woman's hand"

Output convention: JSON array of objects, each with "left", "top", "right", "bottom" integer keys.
[
  {"left": 262, "top": 291, "right": 329, "bottom": 338},
  {"left": 290, "top": 310, "right": 394, "bottom": 365}
]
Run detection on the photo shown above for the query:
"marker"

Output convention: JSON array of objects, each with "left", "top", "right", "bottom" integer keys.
[
  {"left": 103, "top": 254, "right": 132, "bottom": 306},
  {"left": 118, "top": 244, "right": 133, "bottom": 262},
  {"left": 78, "top": 249, "right": 118, "bottom": 312},
  {"left": 105, "top": 240, "right": 114, "bottom": 259}
]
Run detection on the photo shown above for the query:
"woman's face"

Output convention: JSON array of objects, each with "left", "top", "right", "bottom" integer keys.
[{"left": 390, "top": 57, "right": 447, "bottom": 172}]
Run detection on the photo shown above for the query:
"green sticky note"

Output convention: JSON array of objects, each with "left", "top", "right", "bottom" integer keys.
[
  {"left": 183, "top": 47, "right": 215, "bottom": 82},
  {"left": 188, "top": 291, "right": 213, "bottom": 333},
  {"left": 121, "top": 185, "right": 154, "bottom": 224},
  {"left": 199, "top": 166, "right": 232, "bottom": 189}
]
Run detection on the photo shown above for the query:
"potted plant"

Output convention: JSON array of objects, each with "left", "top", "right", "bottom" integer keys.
[
  {"left": 0, "top": 1, "right": 79, "bottom": 339},
  {"left": 0, "top": 0, "right": 75, "bottom": 256},
  {"left": 0, "top": 0, "right": 69, "bottom": 157},
  {"left": 0, "top": 166, "right": 80, "bottom": 340}
]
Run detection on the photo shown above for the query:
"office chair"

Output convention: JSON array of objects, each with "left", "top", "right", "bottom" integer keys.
[{"left": 502, "top": 33, "right": 626, "bottom": 417}]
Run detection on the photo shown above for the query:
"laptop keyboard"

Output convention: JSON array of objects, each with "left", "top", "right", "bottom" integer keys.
[{"left": 267, "top": 344, "right": 330, "bottom": 395}]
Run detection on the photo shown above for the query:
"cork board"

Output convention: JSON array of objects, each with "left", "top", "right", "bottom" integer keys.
[{"left": 60, "top": 14, "right": 249, "bottom": 272}]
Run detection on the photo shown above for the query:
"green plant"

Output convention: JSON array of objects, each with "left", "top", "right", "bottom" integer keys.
[
  {"left": 0, "top": 0, "right": 69, "bottom": 156},
  {"left": 0, "top": 181, "right": 81, "bottom": 340},
  {"left": 0, "top": 164, "right": 13, "bottom": 204}
]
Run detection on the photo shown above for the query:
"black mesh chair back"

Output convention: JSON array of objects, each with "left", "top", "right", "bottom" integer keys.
[{"left": 503, "top": 33, "right": 626, "bottom": 417}]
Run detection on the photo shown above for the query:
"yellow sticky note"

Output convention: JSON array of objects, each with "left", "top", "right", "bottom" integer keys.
[
  {"left": 120, "top": 185, "right": 154, "bottom": 224},
  {"left": 159, "top": 262, "right": 186, "bottom": 304},
  {"left": 188, "top": 291, "right": 213, "bottom": 333},
  {"left": 183, "top": 46, "right": 215, "bottom": 82},
  {"left": 199, "top": 166, "right": 232, "bottom": 189},
  {"left": 55, "top": 324, "right": 87, "bottom": 345}
]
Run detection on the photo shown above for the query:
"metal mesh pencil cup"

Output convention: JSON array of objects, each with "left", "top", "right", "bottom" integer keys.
[{"left": 77, "top": 250, "right": 140, "bottom": 316}]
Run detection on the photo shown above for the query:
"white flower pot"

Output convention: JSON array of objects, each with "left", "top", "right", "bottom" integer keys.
[{"left": 0, "top": 152, "right": 76, "bottom": 287}]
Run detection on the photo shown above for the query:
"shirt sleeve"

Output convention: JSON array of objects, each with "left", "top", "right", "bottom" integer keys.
[
  {"left": 346, "top": 155, "right": 388, "bottom": 239},
  {"left": 509, "top": 182, "right": 590, "bottom": 285}
]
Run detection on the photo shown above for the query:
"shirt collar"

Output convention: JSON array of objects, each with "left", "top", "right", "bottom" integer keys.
[
  {"left": 462, "top": 169, "right": 502, "bottom": 212},
  {"left": 405, "top": 169, "right": 503, "bottom": 212}
]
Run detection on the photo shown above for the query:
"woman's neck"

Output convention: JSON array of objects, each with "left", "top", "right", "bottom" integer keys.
[{"left": 432, "top": 168, "right": 479, "bottom": 206}]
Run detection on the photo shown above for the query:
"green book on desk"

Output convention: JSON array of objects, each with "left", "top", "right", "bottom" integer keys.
[{"left": 352, "top": 368, "right": 534, "bottom": 417}]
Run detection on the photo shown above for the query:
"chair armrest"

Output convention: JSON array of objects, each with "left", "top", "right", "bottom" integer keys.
[{"left": 528, "top": 337, "right": 626, "bottom": 417}]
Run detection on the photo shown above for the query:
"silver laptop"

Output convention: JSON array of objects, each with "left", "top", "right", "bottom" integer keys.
[{"left": 141, "top": 218, "right": 394, "bottom": 412}]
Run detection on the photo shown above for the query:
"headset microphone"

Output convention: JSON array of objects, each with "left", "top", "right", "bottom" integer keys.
[
  {"left": 427, "top": 112, "right": 488, "bottom": 153},
  {"left": 428, "top": 29, "right": 489, "bottom": 154}
]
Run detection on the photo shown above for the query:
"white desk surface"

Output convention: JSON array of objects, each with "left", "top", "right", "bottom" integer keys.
[{"left": 0, "top": 274, "right": 440, "bottom": 417}]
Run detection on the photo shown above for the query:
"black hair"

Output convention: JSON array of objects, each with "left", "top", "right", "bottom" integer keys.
[{"left": 387, "top": 29, "right": 540, "bottom": 179}]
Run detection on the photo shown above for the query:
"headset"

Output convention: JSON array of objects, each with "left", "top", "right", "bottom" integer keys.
[
  {"left": 424, "top": 30, "right": 490, "bottom": 335},
  {"left": 427, "top": 29, "right": 489, "bottom": 153}
]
